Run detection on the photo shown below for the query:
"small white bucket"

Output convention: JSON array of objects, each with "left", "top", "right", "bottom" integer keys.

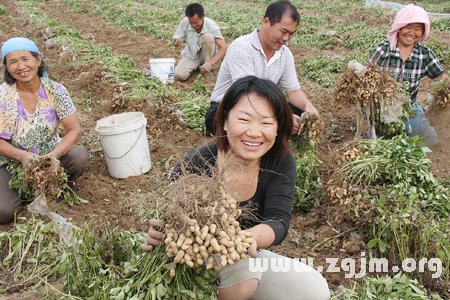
[
  {"left": 95, "top": 112, "right": 151, "bottom": 179},
  {"left": 149, "top": 58, "right": 175, "bottom": 84}
]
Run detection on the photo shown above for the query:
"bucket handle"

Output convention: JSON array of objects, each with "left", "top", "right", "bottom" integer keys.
[{"left": 100, "top": 125, "right": 146, "bottom": 159}]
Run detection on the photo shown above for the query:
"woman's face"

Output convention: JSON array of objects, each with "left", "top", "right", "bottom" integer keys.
[
  {"left": 398, "top": 23, "right": 424, "bottom": 48},
  {"left": 5, "top": 50, "right": 41, "bottom": 84},
  {"left": 224, "top": 92, "right": 278, "bottom": 162}
]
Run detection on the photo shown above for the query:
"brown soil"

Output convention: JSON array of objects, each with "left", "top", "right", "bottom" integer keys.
[{"left": 0, "top": 0, "right": 449, "bottom": 298}]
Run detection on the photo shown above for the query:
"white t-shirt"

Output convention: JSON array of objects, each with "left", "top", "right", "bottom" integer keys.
[
  {"left": 210, "top": 29, "right": 300, "bottom": 103},
  {"left": 174, "top": 17, "right": 224, "bottom": 60}
]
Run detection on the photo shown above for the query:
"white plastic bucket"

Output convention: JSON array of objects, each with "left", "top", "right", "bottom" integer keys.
[
  {"left": 95, "top": 112, "right": 151, "bottom": 179},
  {"left": 149, "top": 58, "right": 175, "bottom": 84}
]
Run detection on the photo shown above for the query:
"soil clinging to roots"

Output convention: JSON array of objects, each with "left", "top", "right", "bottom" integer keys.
[
  {"left": 335, "top": 64, "right": 408, "bottom": 139},
  {"left": 24, "top": 156, "right": 66, "bottom": 201},
  {"left": 162, "top": 172, "right": 253, "bottom": 270}
]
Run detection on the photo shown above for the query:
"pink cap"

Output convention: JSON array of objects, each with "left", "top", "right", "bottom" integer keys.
[{"left": 387, "top": 4, "right": 430, "bottom": 49}]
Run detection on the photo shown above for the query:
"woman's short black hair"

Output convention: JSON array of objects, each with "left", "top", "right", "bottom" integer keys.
[
  {"left": 3, "top": 51, "right": 48, "bottom": 84},
  {"left": 214, "top": 75, "right": 293, "bottom": 157}
]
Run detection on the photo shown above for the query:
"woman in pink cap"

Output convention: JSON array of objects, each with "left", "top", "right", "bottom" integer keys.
[{"left": 369, "top": 4, "right": 447, "bottom": 146}]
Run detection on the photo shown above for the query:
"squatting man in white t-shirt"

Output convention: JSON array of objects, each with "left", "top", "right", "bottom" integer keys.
[{"left": 173, "top": 3, "right": 228, "bottom": 81}]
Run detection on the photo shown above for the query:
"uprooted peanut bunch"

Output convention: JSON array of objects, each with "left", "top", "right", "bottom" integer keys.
[
  {"left": 162, "top": 173, "right": 253, "bottom": 270},
  {"left": 7, "top": 157, "right": 87, "bottom": 206},
  {"left": 298, "top": 112, "right": 324, "bottom": 141},
  {"left": 25, "top": 156, "right": 67, "bottom": 201},
  {"left": 325, "top": 141, "right": 371, "bottom": 225},
  {"left": 335, "top": 62, "right": 411, "bottom": 139},
  {"left": 430, "top": 78, "right": 449, "bottom": 110}
]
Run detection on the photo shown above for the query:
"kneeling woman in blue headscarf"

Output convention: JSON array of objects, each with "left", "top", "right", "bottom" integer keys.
[{"left": 0, "top": 37, "right": 90, "bottom": 223}]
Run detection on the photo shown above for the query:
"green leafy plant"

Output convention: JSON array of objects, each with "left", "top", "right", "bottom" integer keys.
[
  {"left": 431, "top": 18, "right": 450, "bottom": 32},
  {"left": 7, "top": 160, "right": 87, "bottom": 206},
  {"left": 64, "top": 0, "right": 174, "bottom": 39},
  {"left": 298, "top": 56, "right": 344, "bottom": 88},
  {"left": 0, "top": 217, "right": 61, "bottom": 293},
  {"left": 191, "top": 76, "right": 213, "bottom": 96},
  {"left": 300, "top": 0, "right": 360, "bottom": 15},
  {"left": 290, "top": 138, "right": 323, "bottom": 213},
  {"left": 343, "top": 28, "right": 388, "bottom": 52},
  {"left": 0, "top": 4, "right": 6, "bottom": 15},
  {"left": 333, "top": 273, "right": 443, "bottom": 300},
  {"left": 178, "top": 92, "right": 210, "bottom": 134},
  {"left": 291, "top": 32, "right": 335, "bottom": 50},
  {"left": 334, "top": 135, "right": 449, "bottom": 285},
  {"left": 7, "top": 161, "right": 35, "bottom": 200},
  {"left": 110, "top": 245, "right": 217, "bottom": 299},
  {"left": 1, "top": 218, "right": 218, "bottom": 299},
  {"left": 424, "top": 38, "right": 450, "bottom": 66}
]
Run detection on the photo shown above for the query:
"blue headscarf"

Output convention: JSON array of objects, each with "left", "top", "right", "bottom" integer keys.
[{"left": 1, "top": 37, "right": 41, "bottom": 62}]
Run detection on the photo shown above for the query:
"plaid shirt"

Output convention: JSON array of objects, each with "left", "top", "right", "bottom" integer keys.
[{"left": 369, "top": 40, "right": 444, "bottom": 100}]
